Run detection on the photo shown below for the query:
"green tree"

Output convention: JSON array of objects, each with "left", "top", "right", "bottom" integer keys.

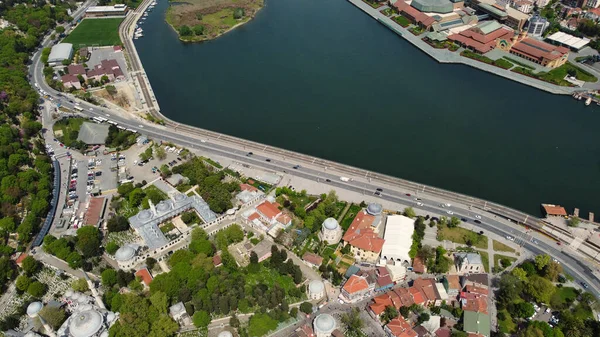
[
  {"left": 129, "top": 188, "right": 146, "bottom": 207},
  {"left": 568, "top": 216, "right": 580, "bottom": 227},
  {"left": 526, "top": 275, "right": 555, "bottom": 304},
  {"left": 72, "top": 278, "right": 89, "bottom": 292},
  {"left": 178, "top": 25, "right": 192, "bottom": 36},
  {"left": 39, "top": 307, "right": 66, "bottom": 330},
  {"left": 102, "top": 269, "right": 118, "bottom": 287},
  {"left": 535, "top": 254, "right": 551, "bottom": 271},
  {"left": 448, "top": 216, "right": 461, "bottom": 228},
  {"left": 247, "top": 313, "right": 278, "bottom": 337},
  {"left": 107, "top": 215, "right": 129, "bottom": 232},
  {"left": 233, "top": 7, "right": 245, "bottom": 19},
  {"left": 21, "top": 256, "right": 40, "bottom": 275},
  {"left": 511, "top": 267, "right": 528, "bottom": 282},
  {"left": 76, "top": 226, "right": 101, "bottom": 258},
  {"left": 381, "top": 306, "right": 398, "bottom": 324},
  {"left": 193, "top": 25, "right": 204, "bottom": 35},
  {"left": 146, "top": 257, "right": 157, "bottom": 270},
  {"left": 27, "top": 281, "right": 46, "bottom": 297},
  {"left": 403, "top": 207, "right": 416, "bottom": 218},
  {"left": 105, "top": 85, "right": 117, "bottom": 96},
  {"left": 192, "top": 310, "right": 211, "bottom": 328},
  {"left": 106, "top": 242, "right": 120, "bottom": 255},
  {"left": 299, "top": 302, "right": 312, "bottom": 314},
  {"left": 16, "top": 275, "right": 31, "bottom": 292},
  {"left": 155, "top": 146, "right": 167, "bottom": 160},
  {"left": 514, "top": 302, "right": 535, "bottom": 318},
  {"left": 56, "top": 26, "right": 65, "bottom": 33},
  {"left": 341, "top": 308, "right": 364, "bottom": 337}
]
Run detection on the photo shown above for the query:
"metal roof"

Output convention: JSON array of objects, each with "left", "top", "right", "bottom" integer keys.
[
  {"left": 69, "top": 310, "right": 104, "bottom": 337},
  {"left": 77, "top": 122, "right": 110, "bottom": 145},
  {"left": 48, "top": 43, "right": 73, "bottom": 63},
  {"left": 322, "top": 218, "right": 339, "bottom": 230},
  {"left": 411, "top": 0, "right": 454, "bottom": 13},
  {"left": 314, "top": 314, "right": 336, "bottom": 333},
  {"left": 546, "top": 31, "right": 590, "bottom": 50}
]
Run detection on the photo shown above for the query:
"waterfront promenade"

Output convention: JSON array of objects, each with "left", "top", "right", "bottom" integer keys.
[{"left": 346, "top": 0, "right": 583, "bottom": 95}]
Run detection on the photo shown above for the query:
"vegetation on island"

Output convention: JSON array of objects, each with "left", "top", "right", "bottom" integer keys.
[{"left": 165, "top": 0, "right": 263, "bottom": 42}]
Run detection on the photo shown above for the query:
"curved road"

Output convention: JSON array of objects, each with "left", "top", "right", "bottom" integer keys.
[{"left": 29, "top": 8, "right": 600, "bottom": 297}]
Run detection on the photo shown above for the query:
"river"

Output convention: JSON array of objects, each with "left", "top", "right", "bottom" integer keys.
[{"left": 135, "top": 0, "right": 600, "bottom": 217}]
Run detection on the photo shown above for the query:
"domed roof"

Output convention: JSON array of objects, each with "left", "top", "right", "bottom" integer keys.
[
  {"left": 314, "top": 314, "right": 336, "bottom": 333},
  {"left": 114, "top": 245, "right": 135, "bottom": 261},
  {"left": 138, "top": 209, "right": 152, "bottom": 220},
  {"left": 27, "top": 301, "right": 43, "bottom": 317},
  {"left": 173, "top": 193, "right": 185, "bottom": 202},
  {"left": 106, "top": 312, "right": 116, "bottom": 323},
  {"left": 322, "top": 218, "right": 339, "bottom": 230},
  {"left": 156, "top": 201, "right": 170, "bottom": 212},
  {"left": 366, "top": 203, "right": 382, "bottom": 216},
  {"left": 217, "top": 332, "right": 233, "bottom": 337},
  {"left": 100, "top": 332, "right": 109, "bottom": 337},
  {"left": 308, "top": 280, "right": 325, "bottom": 294},
  {"left": 69, "top": 310, "right": 103, "bottom": 337}
]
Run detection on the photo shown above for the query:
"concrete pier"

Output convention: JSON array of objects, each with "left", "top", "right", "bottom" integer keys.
[{"left": 346, "top": 0, "right": 580, "bottom": 95}]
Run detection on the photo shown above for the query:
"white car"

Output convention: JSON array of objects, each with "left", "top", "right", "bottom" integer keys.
[
  {"left": 475, "top": 215, "right": 482, "bottom": 219},
  {"left": 417, "top": 202, "right": 424, "bottom": 206},
  {"left": 444, "top": 203, "right": 451, "bottom": 207},
  {"left": 89, "top": 107, "right": 93, "bottom": 111},
  {"left": 506, "top": 235, "right": 514, "bottom": 241},
  {"left": 552, "top": 258, "right": 559, "bottom": 264},
  {"left": 545, "top": 308, "right": 551, "bottom": 314},
  {"left": 446, "top": 210, "right": 454, "bottom": 215}
]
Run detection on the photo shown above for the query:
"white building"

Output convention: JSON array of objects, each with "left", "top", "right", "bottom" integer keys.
[
  {"left": 85, "top": 4, "right": 128, "bottom": 17},
  {"left": 113, "top": 245, "right": 136, "bottom": 269},
  {"left": 454, "top": 252, "right": 485, "bottom": 274},
  {"left": 169, "top": 302, "right": 192, "bottom": 326},
  {"left": 527, "top": 14, "right": 550, "bottom": 37},
  {"left": 308, "top": 279, "right": 325, "bottom": 300},
  {"left": 511, "top": 0, "right": 533, "bottom": 14},
  {"left": 380, "top": 215, "right": 414, "bottom": 264},
  {"left": 313, "top": 314, "right": 337, "bottom": 337},
  {"left": 57, "top": 291, "right": 118, "bottom": 337},
  {"left": 319, "top": 218, "right": 342, "bottom": 244},
  {"left": 535, "top": 0, "right": 549, "bottom": 7},
  {"left": 48, "top": 43, "right": 73, "bottom": 66}
]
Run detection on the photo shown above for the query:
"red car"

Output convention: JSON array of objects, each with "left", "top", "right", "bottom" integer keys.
[{"left": 557, "top": 242, "right": 562, "bottom": 245}]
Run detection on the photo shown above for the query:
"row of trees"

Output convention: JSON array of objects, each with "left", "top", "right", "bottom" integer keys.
[{"left": 42, "top": 227, "right": 102, "bottom": 269}]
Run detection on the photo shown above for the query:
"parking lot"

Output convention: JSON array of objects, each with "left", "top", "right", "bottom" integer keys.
[
  {"left": 121, "top": 142, "right": 187, "bottom": 185},
  {"left": 87, "top": 46, "right": 128, "bottom": 79}
]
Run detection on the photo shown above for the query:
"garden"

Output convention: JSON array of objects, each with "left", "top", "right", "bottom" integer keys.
[
  {"left": 461, "top": 50, "right": 514, "bottom": 69},
  {"left": 512, "top": 62, "right": 597, "bottom": 86},
  {"left": 393, "top": 15, "right": 411, "bottom": 28},
  {"left": 436, "top": 220, "right": 488, "bottom": 249}
]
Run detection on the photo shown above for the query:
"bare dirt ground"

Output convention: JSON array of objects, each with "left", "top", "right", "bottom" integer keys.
[{"left": 92, "top": 82, "right": 137, "bottom": 111}]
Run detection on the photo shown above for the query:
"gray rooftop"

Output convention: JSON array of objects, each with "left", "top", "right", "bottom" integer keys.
[
  {"left": 455, "top": 252, "right": 483, "bottom": 265},
  {"left": 48, "top": 43, "right": 73, "bottom": 63},
  {"left": 77, "top": 122, "right": 110, "bottom": 145}
]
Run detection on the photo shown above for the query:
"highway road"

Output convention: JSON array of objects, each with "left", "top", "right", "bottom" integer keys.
[{"left": 29, "top": 6, "right": 600, "bottom": 298}]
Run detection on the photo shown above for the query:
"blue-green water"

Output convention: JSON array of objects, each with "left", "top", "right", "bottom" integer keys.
[{"left": 136, "top": 0, "right": 600, "bottom": 217}]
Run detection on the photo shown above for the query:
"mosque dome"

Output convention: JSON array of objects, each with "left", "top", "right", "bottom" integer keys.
[
  {"left": 366, "top": 203, "right": 382, "bottom": 216},
  {"left": 114, "top": 245, "right": 135, "bottom": 261},
  {"left": 314, "top": 314, "right": 336, "bottom": 334},
  {"left": 27, "top": 301, "right": 43, "bottom": 317},
  {"left": 69, "top": 310, "right": 104, "bottom": 337},
  {"left": 322, "top": 218, "right": 339, "bottom": 230}
]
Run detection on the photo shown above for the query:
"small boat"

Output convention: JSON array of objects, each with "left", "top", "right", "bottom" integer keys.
[{"left": 585, "top": 97, "right": 592, "bottom": 106}]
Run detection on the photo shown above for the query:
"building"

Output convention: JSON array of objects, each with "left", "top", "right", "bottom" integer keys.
[
  {"left": 412, "top": 278, "right": 442, "bottom": 306},
  {"left": 67, "top": 64, "right": 87, "bottom": 78},
  {"left": 252, "top": 239, "right": 273, "bottom": 262},
  {"left": 340, "top": 274, "right": 373, "bottom": 303},
  {"left": 61, "top": 74, "right": 81, "bottom": 90},
  {"left": 236, "top": 184, "right": 263, "bottom": 204},
  {"left": 302, "top": 252, "right": 324, "bottom": 268},
  {"left": 497, "top": 32, "right": 569, "bottom": 68},
  {"left": 84, "top": 197, "right": 107, "bottom": 226},
  {"left": 541, "top": 203, "right": 568, "bottom": 217},
  {"left": 77, "top": 122, "right": 110, "bottom": 145},
  {"left": 410, "top": 0, "right": 463, "bottom": 14},
  {"left": 375, "top": 266, "right": 395, "bottom": 292},
  {"left": 392, "top": 1, "right": 438, "bottom": 30},
  {"left": 454, "top": 252, "right": 485, "bottom": 274},
  {"left": 412, "top": 256, "right": 427, "bottom": 274},
  {"left": 135, "top": 268, "right": 153, "bottom": 287},
  {"left": 114, "top": 245, "right": 136, "bottom": 269},
  {"left": 166, "top": 174, "right": 189, "bottom": 187},
  {"left": 128, "top": 192, "right": 216, "bottom": 249},
  {"left": 57, "top": 291, "right": 118, "bottom": 337},
  {"left": 448, "top": 20, "right": 514, "bottom": 54},
  {"left": 342, "top": 207, "right": 385, "bottom": 263},
  {"left": 169, "top": 302, "right": 192, "bottom": 326},
  {"left": 386, "top": 260, "right": 407, "bottom": 282},
  {"left": 319, "top": 218, "right": 343, "bottom": 244},
  {"left": 471, "top": 0, "right": 530, "bottom": 29},
  {"left": 381, "top": 215, "right": 415, "bottom": 264},
  {"left": 384, "top": 316, "right": 417, "bottom": 337},
  {"left": 48, "top": 43, "right": 73, "bottom": 66},
  {"left": 313, "top": 314, "right": 337, "bottom": 337},
  {"left": 86, "top": 59, "right": 124, "bottom": 82},
  {"left": 462, "top": 273, "right": 490, "bottom": 288},
  {"left": 527, "top": 14, "right": 550, "bottom": 37},
  {"left": 308, "top": 279, "right": 326, "bottom": 300},
  {"left": 255, "top": 200, "right": 292, "bottom": 229},
  {"left": 545, "top": 31, "right": 591, "bottom": 51},
  {"left": 511, "top": 0, "right": 533, "bottom": 13},
  {"left": 463, "top": 311, "right": 490, "bottom": 337},
  {"left": 442, "top": 275, "right": 461, "bottom": 299},
  {"left": 85, "top": 4, "right": 128, "bottom": 17},
  {"left": 292, "top": 325, "right": 315, "bottom": 337}
]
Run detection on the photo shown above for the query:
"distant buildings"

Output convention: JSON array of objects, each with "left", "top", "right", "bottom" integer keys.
[
  {"left": 308, "top": 279, "right": 326, "bottom": 300},
  {"left": 251, "top": 239, "right": 273, "bottom": 262},
  {"left": 384, "top": 316, "right": 417, "bottom": 337},
  {"left": 85, "top": 4, "right": 128, "bottom": 17},
  {"left": 448, "top": 21, "right": 514, "bottom": 54},
  {"left": 169, "top": 302, "right": 192, "bottom": 327},
  {"left": 313, "top": 314, "right": 337, "bottom": 337},
  {"left": 302, "top": 252, "right": 324, "bottom": 268},
  {"left": 545, "top": 31, "right": 591, "bottom": 51},
  {"left": 511, "top": 0, "right": 534, "bottom": 14},
  {"left": 471, "top": 0, "right": 530, "bottom": 29},
  {"left": 243, "top": 199, "right": 292, "bottom": 237}
]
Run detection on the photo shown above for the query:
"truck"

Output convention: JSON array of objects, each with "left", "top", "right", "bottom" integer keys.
[{"left": 340, "top": 177, "right": 352, "bottom": 182}]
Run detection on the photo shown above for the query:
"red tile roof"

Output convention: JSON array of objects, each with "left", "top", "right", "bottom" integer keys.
[
  {"left": 465, "top": 284, "right": 489, "bottom": 296},
  {"left": 84, "top": 197, "right": 105, "bottom": 226},
  {"left": 542, "top": 204, "right": 568, "bottom": 216},
  {"left": 413, "top": 278, "right": 439, "bottom": 302},
  {"left": 15, "top": 253, "right": 28, "bottom": 265},
  {"left": 348, "top": 230, "right": 385, "bottom": 254},
  {"left": 588, "top": 7, "right": 600, "bottom": 16},
  {"left": 445, "top": 275, "right": 461, "bottom": 290},
  {"left": 394, "top": 287, "right": 415, "bottom": 307},
  {"left": 67, "top": 64, "right": 86, "bottom": 75},
  {"left": 511, "top": 38, "right": 569, "bottom": 62},
  {"left": 248, "top": 212, "right": 261, "bottom": 221},
  {"left": 370, "top": 293, "right": 394, "bottom": 315},
  {"left": 461, "top": 292, "right": 489, "bottom": 314},
  {"left": 135, "top": 268, "right": 153, "bottom": 286},
  {"left": 257, "top": 200, "right": 282, "bottom": 220},
  {"left": 343, "top": 275, "right": 370, "bottom": 295},
  {"left": 302, "top": 252, "right": 324, "bottom": 266},
  {"left": 412, "top": 256, "right": 426, "bottom": 273},
  {"left": 213, "top": 255, "right": 222, "bottom": 267},
  {"left": 409, "top": 287, "right": 426, "bottom": 305},
  {"left": 448, "top": 26, "right": 513, "bottom": 54},
  {"left": 295, "top": 324, "right": 314, "bottom": 337},
  {"left": 275, "top": 213, "right": 292, "bottom": 225},
  {"left": 240, "top": 183, "right": 259, "bottom": 192},
  {"left": 386, "top": 316, "right": 418, "bottom": 337},
  {"left": 377, "top": 266, "right": 389, "bottom": 277},
  {"left": 61, "top": 74, "right": 80, "bottom": 84},
  {"left": 342, "top": 211, "right": 376, "bottom": 242},
  {"left": 436, "top": 328, "right": 452, "bottom": 337},
  {"left": 377, "top": 274, "right": 394, "bottom": 288},
  {"left": 392, "top": 1, "right": 437, "bottom": 27}
]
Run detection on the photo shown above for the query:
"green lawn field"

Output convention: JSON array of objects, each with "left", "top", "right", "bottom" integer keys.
[{"left": 63, "top": 18, "right": 124, "bottom": 47}]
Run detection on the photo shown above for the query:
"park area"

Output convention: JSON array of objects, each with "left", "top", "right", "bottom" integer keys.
[
  {"left": 63, "top": 18, "right": 123, "bottom": 47},
  {"left": 513, "top": 62, "right": 597, "bottom": 86},
  {"left": 437, "top": 224, "right": 488, "bottom": 249}
]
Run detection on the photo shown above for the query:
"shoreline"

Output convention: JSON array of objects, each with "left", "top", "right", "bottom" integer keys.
[
  {"left": 165, "top": 2, "right": 264, "bottom": 43},
  {"left": 347, "top": 0, "right": 580, "bottom": 96}
]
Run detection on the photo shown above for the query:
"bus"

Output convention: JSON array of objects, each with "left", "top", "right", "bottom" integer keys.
[
  {"left": 92, "top": 117, "right": 103, "bottom": 123},
  {"left": 126, "top": 128, "right": 137, "bottom": 133},
  {"left": 74, "top": 106, "right": 84, "bottom": 112},
  {"left": 107, "top": 120, "right": 118, "bottom": 125},
  {"left": 117, "top": 126, "right": 126, "bottom": 130},
  {"left": 97, "top": 117, "right": 108, "bottom": 123}
]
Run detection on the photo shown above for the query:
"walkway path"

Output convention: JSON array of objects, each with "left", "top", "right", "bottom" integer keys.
[{"left": 345, "top": 0, "right": 587, "bottom": 95}]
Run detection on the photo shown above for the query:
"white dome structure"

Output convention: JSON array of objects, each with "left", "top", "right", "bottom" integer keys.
[
  {"left": 319, "top": 218, "right": 342, "bottom": 244},
  {"left": 27, "top": 301, "right": 43, "bottom": 317},
  {"left": 69, "top": 310, "right": 104, "bottom": 337},
  {"left": 114, "top": 245, "right": 136, "bottom": 269},
  {"left": 217, "top": 332, "right": 233, "bottom": 337},
  {"left": 308, "top": 280, "right": 325, "bottom": 300},
  {"left": 366, "top": 203, "right": 382, "bottom": 216},
  {"left": 313, "top": 314, "right": 336, "bottom": 337}
]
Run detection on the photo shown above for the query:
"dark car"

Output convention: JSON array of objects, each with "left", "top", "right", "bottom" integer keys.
[
  {"left": 431, "top": 217, "right": 439, "bottom": 222},
  {"left": 405, "top": 193, "right": 411, "bottom": 197},
  {"left": 376, "top": 188, "right": 383, "bottom": 192},
  {"left": 293, "top": 165, "right": 300, "bottom": 169},
  {"left": 479, "top": 231, "right": 484, "bottom": 235},
  {"left": 177, "top": 157, "right": 182, "bottom": 161},
  {"left": 325, "top": 179, "right": 331, "bottom": 182},
  {"left": 474, "top": 220, "right": 481, "bottom": 224},
  {"left": 374, "top": 191, "right": 381, "bottom": 196},
  {"left": 265, "top": 159, "right": 271, "bottom": 162},
  {"left": 581, "top": 281, "right": 589, "bottom": 289},
  {"left": 246, "top": 152, "right": 253, "bottom": 156},
  {"left": 461, "top": 218, "right": 467, "bottom": 222}
]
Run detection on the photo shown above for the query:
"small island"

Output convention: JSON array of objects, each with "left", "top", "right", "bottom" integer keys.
[{"left": 166, "top": 0, "right": 264, "bottom": 42}]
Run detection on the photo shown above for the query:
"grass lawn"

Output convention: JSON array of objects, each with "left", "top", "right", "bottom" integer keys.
[
  {"left": 63, "top": 18, "right": 123, "bottom": 47},
  {"left": 160, "top": 222, "right": 175, "bottom": 233},
  {"left": 322, "top": 246, "right": 337, "bottom": 260},
  {"left": 53, "top": 117, "right": 87, "bottom": 147},
  {"left": 202, "top": 157, "right": 222, "bottom": 169},
  {"left": 461, "top": 50, "right": 512, "bottom": 69},
  {"left": 393, "top": 15, "right": 411, "bottom": 28},
  {"left": 494, "top": 254, "right": 517, "bottom": 269},
  {"left": 438, "top": 226, "right": 488, "bottom": 249},
  {"left": 381, "top": 8, "right": 395, "bottom": 16},
  {"left": 362, "top": 0, "right": 383, "bottom": 8},
  {"left": 246, "top": 178, "right": 272, "bottom": 193},
  {"left": 479, "top": 251, "right": 489, "bottom": 272},
  {"left": 513, "top": 62, "right": 598, "bottom": 86},
  {"left": 245, "top": 265, "right": 297, "bottom": 295},
  {"left": 493, "top": 240, "right": 516, "bottom": 253},
  {"left": 494, "top": 58, "right": 513, "bottom": 69},
  {"left": 503, "top": 56, "right": 535, "bottom": 70},
  {"left": 340, "top": 204, "right": 362, "bottom": 230}
]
